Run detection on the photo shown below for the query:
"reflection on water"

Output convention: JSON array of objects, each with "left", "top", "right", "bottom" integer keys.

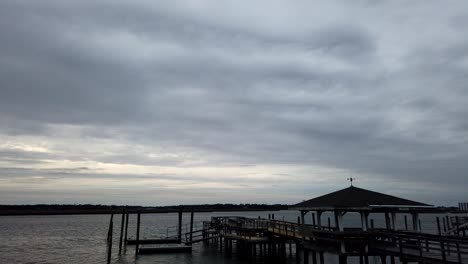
[{"left": 0, "top": 211, "right": 445, "bottom": 264}]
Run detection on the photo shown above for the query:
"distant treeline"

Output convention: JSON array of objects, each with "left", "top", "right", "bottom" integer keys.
[{"left": 0, "top": 203, "right": 289, "bottom": 216}]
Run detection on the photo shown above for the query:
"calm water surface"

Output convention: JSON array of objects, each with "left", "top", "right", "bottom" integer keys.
[{"left": 0, "top": 211, "right": 449, "bottom": 264}]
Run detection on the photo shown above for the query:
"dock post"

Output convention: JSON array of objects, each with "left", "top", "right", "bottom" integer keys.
[
  {"left": 178, "top": 209, "right": 183, "bottom": 243},
  {"left": 107, "top": 213, "right": 114, "bottom": 242},
  {"left": 295, "top": 243, "right": 301, "bottom": 264},
  {"left": 338, "top": 255, "right": 347, "bottom": 264},
  {"left": 124, "top": 213, "right": 129, "bottom": 246},
  {"left": 119, "top": 210, "right": 125, "bottom": 254},
  {"left": 135, "top": 213, "right": 141, "bottom": 256},
  {"left": 312, "top": 212, "right": 316, "bottom": 225},
  {"left": 436, "top": 217, "right": 441, "bottom": 235},
  {"left": 106, "top": 215, "right": 113, "bottom": 264},
  {"left": 404, "top": 215, "right": 408, "bottom": 230},
  {"left": 380, "top": 255, "right": 387, "bottom": 264},
  {"left": 312, "top": 250, "right": 317, "bottom": 264},
  {"left": 303, "top": 249, "right": 309, "bottom": 264},
  {"left": 319, "top": 251, "right": 324, "bottom": 264},
  {"left": 189, "top": 210, "right": 194, "bottom": 244}
]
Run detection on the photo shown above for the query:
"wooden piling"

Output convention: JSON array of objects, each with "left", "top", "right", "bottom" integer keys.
[
  {"left": 404, "top": 215, "right": 408, "bottom": 230},
  {"left": 436, "top": 217, "right": 441, "bottom": 235},
  {"left": 106, "top": 215, "right": 113, "bottom": 264},
  {"left": 319, "top": 252, "right": 324, "bottom": 264},
  {"left": 178, "top": 210, "right": 182, "bottom": 243},
  {"left": 107, "top": 213, "right": 114, "bottom": 242},
  {"left": 135, "top": 213, "right": 141, "bottom": 256},
  {"left": 119, "top": 210, "right": 125, "bottom": 254},
  {"left": 189, "top": 210, "right": 194, "bottom": 243},
  {"left": 124, "top": 213, "right": 129, "bottom": 245}
]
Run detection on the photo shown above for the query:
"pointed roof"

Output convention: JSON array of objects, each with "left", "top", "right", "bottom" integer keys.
[{"left": 292, "top": 186, "right": 432, "bottom": 211}]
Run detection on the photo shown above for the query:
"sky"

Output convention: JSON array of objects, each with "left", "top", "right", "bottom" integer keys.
[{"left": 0, "top": 1, "right": 467, "bottom": 206}]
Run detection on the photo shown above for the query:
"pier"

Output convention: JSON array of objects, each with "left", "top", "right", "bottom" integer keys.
[{"left": 105, "top": 186, "right": 468, "bottom": 263}]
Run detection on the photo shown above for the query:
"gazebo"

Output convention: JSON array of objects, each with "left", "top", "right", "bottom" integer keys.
[{"left": 291, "top": 185, "right": 433, "bottom": 232}]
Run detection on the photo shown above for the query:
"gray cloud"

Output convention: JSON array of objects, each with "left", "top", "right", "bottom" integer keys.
[{"left": 0, "top": 1, "right": 467, "bottom": 205}]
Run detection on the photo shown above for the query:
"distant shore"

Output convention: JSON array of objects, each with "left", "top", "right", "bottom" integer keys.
[{"left": 0, "top": 204, "right": 288, "bottom": 216}]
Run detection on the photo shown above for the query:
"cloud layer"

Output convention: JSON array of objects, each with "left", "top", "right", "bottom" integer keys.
[{"left": 1, "top": 1, "right": 467, "bottom": 205}]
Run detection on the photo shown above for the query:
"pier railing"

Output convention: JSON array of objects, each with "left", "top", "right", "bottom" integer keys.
[{"left": 372, "top": 230, "right": 468, "bottom": 263}]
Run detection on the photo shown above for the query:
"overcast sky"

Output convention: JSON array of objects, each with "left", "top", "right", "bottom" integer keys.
[{"left": 0, "top": 1, "right": 467, "bottom": 206}]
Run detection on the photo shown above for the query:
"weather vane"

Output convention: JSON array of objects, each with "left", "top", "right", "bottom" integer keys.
[{"left": 347, "top": 177, "right": 355, "bottom": 186}]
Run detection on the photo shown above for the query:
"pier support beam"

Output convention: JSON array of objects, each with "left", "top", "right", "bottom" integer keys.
[{"left": 178, "top": 210, "right": 182, "bottom": 243}]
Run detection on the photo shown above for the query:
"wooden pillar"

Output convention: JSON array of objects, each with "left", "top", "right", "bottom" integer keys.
[
  {"left": 178, "top": 210, "right": 183, "bottom": 243},
  {"left": 296, "top": 243, "right": 301, "bottom": 264},
  {"left": 391, "top": 212, "right": 396, "bottom": 230},
  {"left": 107, "top": 216, "right": 113, "bottom": 264},
  {"left": 360, "top": 211, "right": 368, "bottom": 231},
  {"left": 404, "top": 215, "right": 408, "bottom": 230},
  {"left": 319, "top": 251, "right": 324, "bottom": 264},
  {"left": 301, "top": 210, "right": 308, "bottom": 225},
  {"left": 118, "top": 211, "right": 125, "bottom": 254},
  {"left": 124, "top": 213, "right": 129, "bottom": 246},
  {"left": 189, "top": 210, "right": 194, "bottom": 243},
  {"left": 334, "top": 210, "right": 340, "bottom": 231},
  {"left": 385, "top": 212, "right": 390, "bottom": 230},
  {"left": 317, "top": 211, "right": 322, "bottom": 228},
  {"left": 312, "top": 250, "right": 317, "bottom": 264},
  {"left": 411, "top": 212, "right": 420, "bottom": 231},
  {"left": 312, "top": 212, "right": 316, "bottom": 225},
  {"left": 135, "top": 213, "right": 141, "bottom": 256},
  {"left": 380, "top": 255, "right": 387, "bottom": 264},
  {"left": 338, "top": 255, "right": 347, "bottom": 264},
  {"left": 303, "top": 248, "right": 309, "bottom": 264}
]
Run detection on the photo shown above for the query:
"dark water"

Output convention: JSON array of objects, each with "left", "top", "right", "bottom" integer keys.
[{"left": 0, "top": 211, "right": 450, "bottom": 264}]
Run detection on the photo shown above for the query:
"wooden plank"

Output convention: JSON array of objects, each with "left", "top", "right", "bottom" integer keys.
[
  {"left": 138, "top": 245, "right": 192, "bottom": 254},
  {"left": 127, "top": 238, "right": 181, "bottom": 245}
]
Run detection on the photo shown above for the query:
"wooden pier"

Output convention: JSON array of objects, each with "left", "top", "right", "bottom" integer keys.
[{"left": 105, "top": 186, "right": 468, "bottom": 263}]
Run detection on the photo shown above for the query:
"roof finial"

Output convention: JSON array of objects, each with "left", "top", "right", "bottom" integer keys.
[{"left": 347, "top": 177, "right": 355, "bottom": 186}]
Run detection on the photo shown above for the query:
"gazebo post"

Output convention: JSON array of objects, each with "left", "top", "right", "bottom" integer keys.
[
  {"left": 316, "top": 210, "right": 322, "bottom": 228},
  {"left": 384, "top": 212, "right": 391, "bottom": 230},
  {"left": 391, "top": 212, "right": 397, "bottom": 230},
  {"left": 301, "top": 210, "right": 308, "bottom": 225},
  {"left": 360, "top": 211, "right": 368, "bottom": 231},
  {"left": 411, "top": 212, "right": 420, "bottom": 231},
  {"left": 335, "top": 210, "right": 344, "bottom": 232}
]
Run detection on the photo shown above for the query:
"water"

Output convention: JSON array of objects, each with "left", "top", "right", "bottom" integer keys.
[{"left": 0, "top": 211, "right": 453, "bottom": 264}]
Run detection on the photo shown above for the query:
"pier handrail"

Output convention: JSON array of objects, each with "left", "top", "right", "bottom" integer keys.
[{"left": 371, "top": 229, "right": 468, "bottom": 263}]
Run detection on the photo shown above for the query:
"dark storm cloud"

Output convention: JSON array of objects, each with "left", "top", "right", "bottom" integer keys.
[{"left": 0, "top": 1, "right": 467, "bottom": 205}]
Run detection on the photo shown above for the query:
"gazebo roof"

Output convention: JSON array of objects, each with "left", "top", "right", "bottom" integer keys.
[{"left": 291, "top": 186, "right": 432, "bottom": 211}]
